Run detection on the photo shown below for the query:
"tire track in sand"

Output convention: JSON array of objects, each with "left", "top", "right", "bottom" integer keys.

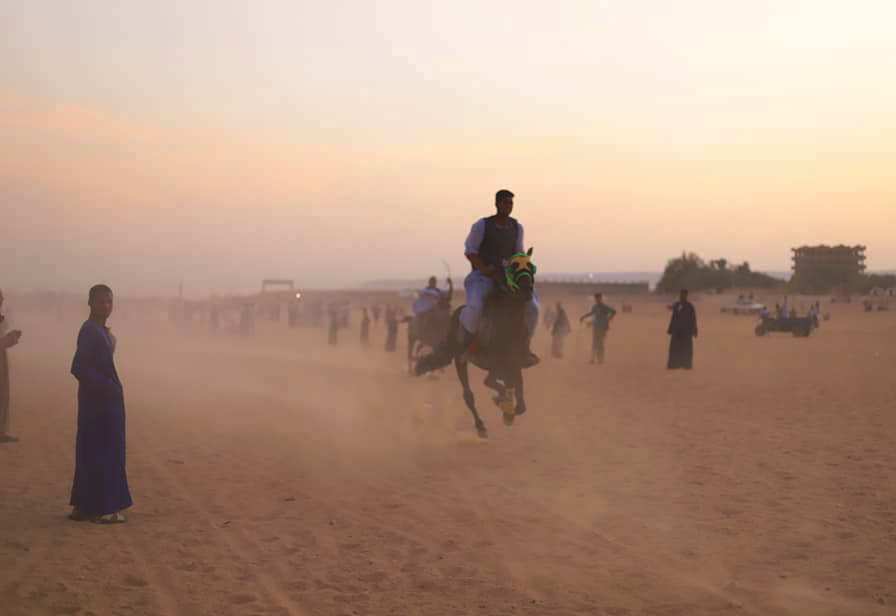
[
  {"left": 132, "top": 432, "right": 309, "bottom": 616},
  {"left": 0, "top": 390, "right": 72, "bottom": 607}
]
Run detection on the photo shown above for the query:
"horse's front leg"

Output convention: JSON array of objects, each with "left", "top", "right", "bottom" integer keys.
[
  {"left": 455, "top": 357, "right": 487, "bottom": 438},
  {"left": 483, "top": 370, "right": 505, "bottom": 396},
  {"left": 512, "top": 367, "right": 527, "bottom": 416}
]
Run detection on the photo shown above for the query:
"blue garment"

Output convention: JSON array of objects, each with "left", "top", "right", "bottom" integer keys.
[
  {"left": 460, "top": 270, "right": 539, "bottom": 336},
  {"left": 70, "top": 320, "right": 132, "bottom": 516}
]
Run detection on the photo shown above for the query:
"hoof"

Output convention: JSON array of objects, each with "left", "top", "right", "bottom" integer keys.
[
  {"left": 475, "top": 422, "right": 489, "bottom": 438},
  {"left": 497, "top": 392, "right": 515, "bottom": 415},
  {"left": 515, "top": 403, "right": 527, "bottom": 416},
  {"left": 502, "top": 412, "right": 515, "bottom": 426}
]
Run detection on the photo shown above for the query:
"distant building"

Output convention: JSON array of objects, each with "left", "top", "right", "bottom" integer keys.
[{"left": 791, "top": 245, "right": 866, "bottom": 293}]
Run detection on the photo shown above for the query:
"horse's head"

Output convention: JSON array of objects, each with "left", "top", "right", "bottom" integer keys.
[{"left": 503, "top": 247, "right": 536, "bottom": 301}]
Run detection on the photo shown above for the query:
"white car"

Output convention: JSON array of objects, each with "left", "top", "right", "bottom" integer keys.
[{"left": 721, "top": 300, "right": 766, "bottom": 315}]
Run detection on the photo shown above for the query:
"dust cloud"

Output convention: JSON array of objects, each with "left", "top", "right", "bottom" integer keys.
[{"left": 1, "top": 287, "right": 894, "bottom": 615}]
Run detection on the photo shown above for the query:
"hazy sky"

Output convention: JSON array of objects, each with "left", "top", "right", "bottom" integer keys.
[{"left": 3, "top": 1, "right": 894, "bottom": 295}]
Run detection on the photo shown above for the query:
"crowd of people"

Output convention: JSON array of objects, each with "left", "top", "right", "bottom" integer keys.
[{"left": 0, "top": 189, "right": 707, "bottom": 525}]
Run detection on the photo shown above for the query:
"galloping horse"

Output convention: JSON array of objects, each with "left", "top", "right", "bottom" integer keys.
[
  {"left": 406, "top": 306, "right": 452, "bottom": 374},
  {"left": 414, "top": 249, "right": 537, "bottom": 438}
]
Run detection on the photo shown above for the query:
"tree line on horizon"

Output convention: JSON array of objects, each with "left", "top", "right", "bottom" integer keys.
[
  {"left": 656, "top": 252, "right": 782, "bottom": 294},
  {"left": 657, "top": 252, "right": 896, "bottom": 294}
]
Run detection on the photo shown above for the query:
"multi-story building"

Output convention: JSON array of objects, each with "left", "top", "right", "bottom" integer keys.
[{"left": 791, "top": 245, "right": 866, "bottom": 293}]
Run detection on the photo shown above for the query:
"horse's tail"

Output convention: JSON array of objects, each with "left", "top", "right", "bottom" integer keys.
[{"left": 414, "top": 307, "right": 463, "bottom": 376}]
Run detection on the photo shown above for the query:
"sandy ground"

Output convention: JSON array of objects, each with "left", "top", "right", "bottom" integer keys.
[{"left": 1, "top": 295, "right": 894, "bottom": 616}]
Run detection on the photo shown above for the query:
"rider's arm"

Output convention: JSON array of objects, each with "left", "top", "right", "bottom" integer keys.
[
  {"left": 464, "top": 219, "right": 495, "bottom": 276},
  {"left": 445, "top": 277, "right": 454, "bottom": 301},
  {"left": 466, "top": 253, "right": 496, "bottom": 276}
]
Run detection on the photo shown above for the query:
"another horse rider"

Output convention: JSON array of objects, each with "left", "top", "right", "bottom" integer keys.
[
  {"left": 412, "top": 276, "right": 453, "bottom": 322},
  {"left": 460, "top": 189, "right": 539, "bottom": 364}
]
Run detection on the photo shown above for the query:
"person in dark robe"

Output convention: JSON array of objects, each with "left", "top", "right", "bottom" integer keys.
[
  {"left": 384, "top": 305, "right": 399, "bottom": 352},
  {"left": 239, "top": 303, "right": 254, "bottom": 336},
  {"left": 667, "top": 289, "right": 698, "bottom": 370},
  {"left": 1, "top": 289, "right": 23, "bottom": 443},
  {"left": 550, "top": 302, "right": 570, "bottom": 358},
  {"left": 287, "top": 300, "right": 299, "bottom": 328},
  {"left": 360, "top": 307, "right": 371, "bottom": 347},
  {"left": 327, "top": 303, "right": 339, "bottom": 345},
  {"left": 69, "top": 285, "right": 132, "bottom": 523}
]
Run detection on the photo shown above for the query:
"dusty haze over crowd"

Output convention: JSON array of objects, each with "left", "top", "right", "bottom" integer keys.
[
  {"left": 3, "top": 1, "right": 895, "bottom": 295},
  {"left": 3, "top": 4, "right": 896, "bottom": 614}
]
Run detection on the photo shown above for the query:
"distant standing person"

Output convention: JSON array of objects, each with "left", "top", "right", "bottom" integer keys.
[
  {"left": 360, "top": 307, "right": 371, "bottom": 346},
  {"left": 580, "top": 293, "right": 616, "bottom": 364},
  {"left": 384, "top": 305, "right": 399, "bottom": 352},
  {"left": 550, "top": 302, "right": 571, "bottom": 358},
  {"left": 667, "top": 289, "right": 698, "bottom": 370},
  {"left": 543, "top": 306, "right": 556, "bottom": 332},
  {"left": 239, "top": 304, "right": 254, "bottom": 336},
  {"left": 327, "top": 303, "right": 339, "bottom": 346},
  {"left": 70, "top": 285, "right": 132, "bottom": 523},
  {"left": 1, "top": 289, "right": 23, "bottom": 443}
]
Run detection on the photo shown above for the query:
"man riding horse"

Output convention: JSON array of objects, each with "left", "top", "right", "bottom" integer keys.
[
  {"left": 406, "top": 276, "right": 454, "bottom": 372},
  {"left": 459, "top": 189, "right": 539, "bottom": 365},
  {"left": 412, "top": 276, "right": 453, "bottom": 329},
  {"left": 414, "top": 189, "right": 539, "bottom": 437}
]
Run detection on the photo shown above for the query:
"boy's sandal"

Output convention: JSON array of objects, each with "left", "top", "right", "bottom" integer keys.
[{"left": 92, "top": 512, "right": 127, "bottom": 524}]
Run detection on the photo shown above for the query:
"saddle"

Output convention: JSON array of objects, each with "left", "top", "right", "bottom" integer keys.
[{"left": 465, "top": 290, "right": 533, "bottom": 369}]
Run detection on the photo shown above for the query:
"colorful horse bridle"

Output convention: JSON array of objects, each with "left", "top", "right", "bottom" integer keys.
[{"left": 504, "top": 252, "right": 537, "bottom": 293}]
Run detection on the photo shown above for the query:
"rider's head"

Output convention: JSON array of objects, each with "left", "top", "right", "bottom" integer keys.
[
  {"left": 679, "top": 289, "right": 689, "bottom": 302},
  {"left": 594, "top": 292, "right": 604, "bottom": 303},
  {"left": 495, "top": 189, "right": 514, "bottom": 218},
  {"left": 427, "top": 276, "right": 437, "bottom": 288}
]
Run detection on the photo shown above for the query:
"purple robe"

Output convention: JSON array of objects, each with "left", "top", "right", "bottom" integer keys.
[
  {"left": 667, "top": 300, "right": 698, "bottom": 370},
  {"left": 70, "top": 320, "right": 132, "bottom": 516}
]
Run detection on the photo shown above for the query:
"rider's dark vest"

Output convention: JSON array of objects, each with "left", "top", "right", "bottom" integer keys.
[{"left": 476, "top": 216, "right": 520, "bottom": 269}]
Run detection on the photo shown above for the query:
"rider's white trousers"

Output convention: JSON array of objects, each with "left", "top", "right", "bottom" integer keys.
[{"left": 459, "top": 271, "right": 539, "bottom": 337}]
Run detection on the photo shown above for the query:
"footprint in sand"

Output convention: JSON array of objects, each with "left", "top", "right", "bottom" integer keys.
[
  {"left": 122, "top": 574, "right": 148, "bottom": 588},
  {"left": 230, "top": 592, "right": 257, "bottom": 605}
]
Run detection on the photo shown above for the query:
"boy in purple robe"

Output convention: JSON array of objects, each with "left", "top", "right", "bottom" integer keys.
[{"left": 69, "top": 285, "right": 132, "bottom": 523}]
